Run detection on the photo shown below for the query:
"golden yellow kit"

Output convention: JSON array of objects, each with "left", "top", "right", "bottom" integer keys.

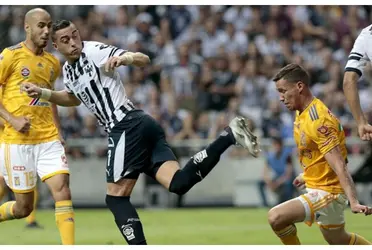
[
  {"left": 294, "top": 98, "right": 347, "bottom": 194},
  {"left": 0, "top": 42, "right": 60, "bottom": 144}
]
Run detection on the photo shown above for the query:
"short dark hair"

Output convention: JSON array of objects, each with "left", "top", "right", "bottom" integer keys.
[
  {"left": 273, "top": 63, "right": 310, "bottom": 85},
  {"left": 52, "top": 19, "right": 71, "bottom": 41}
]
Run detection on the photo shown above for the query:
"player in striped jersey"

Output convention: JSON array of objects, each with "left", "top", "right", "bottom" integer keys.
[
  {"left": 343, "top": 24, "right": 372, "bottom": 141},
  {"left": 270, "top": 64, "right": 371, "bottom": 245},
  {"left": 21, "top": 19, "right": 261, "bottom": 245}
]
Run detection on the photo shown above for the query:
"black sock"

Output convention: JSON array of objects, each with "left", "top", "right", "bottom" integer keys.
[
  {"left": 169, "top": 127, "right": 235, "bottom": 195},
  {"left": 105, "top": 195, "right": 147, "bottom": 245}
]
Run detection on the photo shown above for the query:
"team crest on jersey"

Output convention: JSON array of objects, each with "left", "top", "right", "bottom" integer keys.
[
  {"left": 21, "top": 66, "right": 30, "bottom": 78},
  {"left": 317, "top": 125, "right": 329, "bottom": 135}
]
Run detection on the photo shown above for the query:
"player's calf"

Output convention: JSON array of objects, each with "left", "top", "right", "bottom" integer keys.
[
  {"left": 0, "top": 191, "right": 34, "bottom": 222},
  {"left": 268, "top": 199, "right": 306, "bottom": 245},
  {"left": 44, "top": 173, "right": 74, "bottom": 245},
  {"left": 106, "top": 178, "right": 147, "bottom": 245},
  {"left": 321, "top": 227, "right": 371, "bottom": 245}
]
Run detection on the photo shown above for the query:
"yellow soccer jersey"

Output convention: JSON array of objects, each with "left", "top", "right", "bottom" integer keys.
[
  {"left": 0, "top": 42, "right": 60, "bottom": 144},
  {"left": 0, "top": 87, "right": 3, "bottom": 141},
  {"left": 294, "top": 98, "right": 347, "bottom": 194}
]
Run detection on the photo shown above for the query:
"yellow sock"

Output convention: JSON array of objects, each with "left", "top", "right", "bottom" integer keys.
[
  {"left": 0, "top": 201, "right": 16, "bottom": 222},
  {"left": 25, "top": 189, "right": 38, "bottom": 224},
  {"left": 349, "top": 233, "right": 372, "bottom": 245},
  {"left": 55, "top": 200, "right": 75, "bottom": 245},
  {"left": 274, "top": 224, "right": 301, "bottom": 245}
]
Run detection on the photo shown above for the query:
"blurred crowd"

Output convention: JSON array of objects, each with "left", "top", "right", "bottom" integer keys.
[{"left": 1, "top": 5, "right": 372, "bottom": 158}]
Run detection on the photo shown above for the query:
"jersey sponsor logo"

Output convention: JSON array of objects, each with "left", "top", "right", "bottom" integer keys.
[
  {"left": 29, "top": 98, "right": 50, "bottom": 107},
  {"left": 21, "top": 66, "right": 30, "bottom": 78},
  {"left": 322, "top": 136, "right": 336, "bottom": 147}
]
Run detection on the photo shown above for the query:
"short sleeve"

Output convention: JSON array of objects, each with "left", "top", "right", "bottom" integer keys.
[
  {"left": 87, "top": 41, "right": 127, "bottom": 68},
  {"left": 344, "top": 30, "right": 370, "bottom": 77},
  {"left": 308, "top": 116, "right": 341, "bottom": 155},
  {"left": 62, "top": 66, "right": 74, "bottom": 94},
  {"left": 0, "top": 49, "right": 14, "bottom": 85}
]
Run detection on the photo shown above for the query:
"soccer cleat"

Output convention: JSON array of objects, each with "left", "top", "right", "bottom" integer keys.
[
  {"left": 229, "top": 116, "right": 261, "bottom": 157},
  {"left": 25, "top": 221, "right": 43, "bottom": 229}
]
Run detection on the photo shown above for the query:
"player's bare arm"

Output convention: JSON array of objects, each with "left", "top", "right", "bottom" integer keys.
[
  {"left": 343, "top": 71, "right": 366, "bottom": 125},
  {"left": 105, "top": 52, "right": 151, "bottom": 72},
  {"left": 343, "top": 71, "right": 372, "bottom": 140},
  {"left": 324, "top": 146, "right": 372, "bottom": 215},
  {"left": 0, "top": 101, "right": 30, "bottom": 133},
  {"left": 21, "top": 82, "right": 81, "bottom": 107}
]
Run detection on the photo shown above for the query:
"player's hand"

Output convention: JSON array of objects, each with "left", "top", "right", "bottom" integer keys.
[
  {"left": 9, "top": 115, "right": 31, "bottom": 133},
  {"left": 20, "top": 82, "right": 42, "bottom": 98},
  {"left": 293, "top": 174, "right": 306, "bottom": 190},
  {"left": 350, "top": 202, "right": 372, "bottom": 215},
  {"left": 105, "top": 53, "right": 134, "bottom": 72},
  {"left": 357, "top": 123, "right": 372, "bottom": 141},
  {"left": 105, "top": 56, "right": 121, "bottom": 72}
]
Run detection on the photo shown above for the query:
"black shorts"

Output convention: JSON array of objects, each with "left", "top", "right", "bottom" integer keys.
[{"left": 106, "top": 110, "right": 177, "bottom": 183}]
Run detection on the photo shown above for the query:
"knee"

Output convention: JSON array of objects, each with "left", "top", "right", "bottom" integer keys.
[
  {"left": 168, "top": 170, "right": 193, "bottom": 196},
  {"left": 268, "top": 207, "right": 283, "bottom": 230},
  {"left": 14, "top": 202, "right": 33, "bottom": 218}
]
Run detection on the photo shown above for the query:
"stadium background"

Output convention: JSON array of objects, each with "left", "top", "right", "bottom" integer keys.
[{"left": 1, "top": 5, "right": 372, "bottom": 245}]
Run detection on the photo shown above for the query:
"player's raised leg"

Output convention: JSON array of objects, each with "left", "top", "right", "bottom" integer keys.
[
  {"left": 155, "top": 116, "right": 260, "bottom": 196},
  {"left": 38, "top": 141, "right": 74, "bottom": 245},
  {"left": 267, "top": 198, "right": 304, "bottom": 245},
  {"left": 106, "top": 177, "right": 147, "bottom": 245}
]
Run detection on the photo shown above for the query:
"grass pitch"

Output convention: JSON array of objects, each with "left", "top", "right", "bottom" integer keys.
[{"left": 0, "top": 207, "right": 370, "bottom": 245}]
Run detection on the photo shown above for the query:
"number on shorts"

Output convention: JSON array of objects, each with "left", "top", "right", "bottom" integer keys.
[
  {"left": 107, "top": 149, "right": 112, "bottom": 166},
  {"left": 24, "top": 171, "right": 35, "bottom": 187}
]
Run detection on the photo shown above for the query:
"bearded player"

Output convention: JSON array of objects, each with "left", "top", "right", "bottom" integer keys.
[
  {"left": 269, "top": 63, "right": 372, "bottom": 245},
  {"left": 0, "top": 8, "right": 74, "bottom": 244}
]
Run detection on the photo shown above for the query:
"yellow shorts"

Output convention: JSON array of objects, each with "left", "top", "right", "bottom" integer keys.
[
  {"left": 296, "top": 188, "right": 348, "bottom": 230},
  {"left": 0, "top": 140, "right": 69, "bottom": 193}
]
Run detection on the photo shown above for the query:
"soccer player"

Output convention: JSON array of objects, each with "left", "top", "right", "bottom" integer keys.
[
  {"left": 0, "top": 9, "right": 74, "bottom": 244},
  {"left": 0, "top": 88, "right": 42, "bottom": 229},
  {"left": 21, "top": 19, "right": 260, "bottom": 245},
  {"left": 343, "top": 24, "right": 372, "bottom": 141},
  {"left": 269, "top": 63, "right": 372, "bottom": 245}
]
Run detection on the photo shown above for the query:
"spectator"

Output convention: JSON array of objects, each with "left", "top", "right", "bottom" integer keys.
[{"left": 257, "top": 137, "right": 296, "bottom": 207}]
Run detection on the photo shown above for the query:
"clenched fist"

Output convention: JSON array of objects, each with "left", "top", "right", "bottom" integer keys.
[{"left": 20, "top": 82, "right": 42, "bottom": 98}]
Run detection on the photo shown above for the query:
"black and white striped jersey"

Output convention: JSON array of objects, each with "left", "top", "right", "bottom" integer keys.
[
  {"left": 62, "top": 41, "right": 135, "bottom": 133},
  {"left": 345, "top": 24, "right": 372, "bottom": 77}
]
